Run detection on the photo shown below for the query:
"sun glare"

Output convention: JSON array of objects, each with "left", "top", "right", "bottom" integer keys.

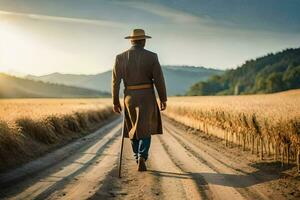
[
  {"left": 0, "top": 16, "right": 74, "bottom": 75},
  {"left": 0, "top": 20, "right": 9, "bottom": 72},
  {"left": 0, "top": 20, "right": 21, "bottom": 72},
  {"left": 0, "top": 18, "right": 39, "bottom": 74}
]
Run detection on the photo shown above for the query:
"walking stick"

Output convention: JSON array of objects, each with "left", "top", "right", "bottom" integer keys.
[{"left": 118, "top": 107, "right": 125, "bottom": 178}]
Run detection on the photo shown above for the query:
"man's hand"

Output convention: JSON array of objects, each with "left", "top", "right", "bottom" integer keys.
[
  {"left": 160, "top": 101, "right": 167, "bottom": 111},
  {"left": 113, "top": 104, "right": 122, "bottom": 114}
]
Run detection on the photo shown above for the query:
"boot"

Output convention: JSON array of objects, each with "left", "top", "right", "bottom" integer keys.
[{"left": 137, "top": 157, "right": 147, "bottom": 171}]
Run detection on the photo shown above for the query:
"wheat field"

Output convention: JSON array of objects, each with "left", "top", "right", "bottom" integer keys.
[
  {"left": 2, "top": 92, "right": 300, "bottom": 172},
  {"left": 0, "top": 98, "right": 111, "bottom": 122},
  {"left": 164, "top": 90, "right": 300, "bottom": 171},
  {"left": 0, "top": 98, "right": 115, "bottom": 172}
]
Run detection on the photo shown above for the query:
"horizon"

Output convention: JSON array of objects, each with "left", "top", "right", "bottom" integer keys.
[
  {"left": 2, "top": 46, "right": 298, "bottom": 77},
  {"left": 2, "top": 64, "right": 221, "bottom": 77},
  {"left": 0, "top": 0, "right": 300, "bottom": 75}
]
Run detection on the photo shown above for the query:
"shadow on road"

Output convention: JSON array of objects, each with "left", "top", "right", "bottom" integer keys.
[{"left": 148, "top": 161, "right": 295, "bottom": 188}]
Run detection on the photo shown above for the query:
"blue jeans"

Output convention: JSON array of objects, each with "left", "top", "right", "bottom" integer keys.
[{"left": 131, "top": 137, "right": 151, "bottom": 162}]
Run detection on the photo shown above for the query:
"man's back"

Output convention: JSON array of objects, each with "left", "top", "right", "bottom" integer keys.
[
  {"left": 116, "top": 45, "right": 158, "bottom": 86},
  {"left": 112, "top": 45, "right": 167, "bottom": 106}
]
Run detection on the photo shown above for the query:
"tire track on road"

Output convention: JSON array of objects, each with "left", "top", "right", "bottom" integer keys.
[
  {"left": 1, "top": 119, "right": 122, "bottom": 200},
  {"left": 160, "top": 122, "right": 247, "bottom": 200},
  {"left": 44, "top": 137, "right": 120, "bottom": 200},
  {"left": 148, "top": 136, "right": 203, "bottom": 200},
  {"left": 164, "top": 120, "right": 269, "bottom": 200}
]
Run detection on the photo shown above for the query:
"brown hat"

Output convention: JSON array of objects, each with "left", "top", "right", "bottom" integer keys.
[{"left": 125, "top": 29, "right": 152, "bottom": 40}]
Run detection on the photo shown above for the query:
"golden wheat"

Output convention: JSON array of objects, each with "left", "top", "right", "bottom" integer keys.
[
  {"left": 0, "top": 98, "right": 115, "bottom": 172},
  {"left": 164, "top": 90, "right": 300, "bottom": 171},
  {"left": 0, "top": 98, "right": 111, "bottom": 123}
]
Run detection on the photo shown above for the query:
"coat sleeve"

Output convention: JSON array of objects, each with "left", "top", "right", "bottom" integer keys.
[
  {"left": 112, "top": 55, "right": 122, "bottom": 106},
  {"left": 152, "top": 54, "right": 167, "bottom": 102}
]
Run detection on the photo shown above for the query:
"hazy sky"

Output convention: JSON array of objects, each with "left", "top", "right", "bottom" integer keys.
[{"left": 0, "top": 0, "right": 299, "bottom": 75}]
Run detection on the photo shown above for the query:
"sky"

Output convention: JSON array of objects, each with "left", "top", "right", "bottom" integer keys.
[{"left": 0, "top": 0, "right": 300, "bottom": 75}]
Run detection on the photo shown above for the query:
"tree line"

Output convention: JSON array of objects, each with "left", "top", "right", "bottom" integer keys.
[{"left": 187, "top": 48, "right": 300, "bottom": 95}]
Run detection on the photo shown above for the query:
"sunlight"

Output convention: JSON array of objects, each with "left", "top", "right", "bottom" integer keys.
[
  {"left": 0, "top": 17, "right": 39, "bottom": 73},
  {"left": 0, "top": 19, "right": 24, "bottom": 72},
  {"left": 0, "top": 19, "right": 12, "bottom": 72},
  {"left": 0, "top": 15, "right": 91, "bottom": 76}
]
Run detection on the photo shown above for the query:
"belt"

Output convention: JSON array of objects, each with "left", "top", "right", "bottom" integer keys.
[{"left": 126, "top": 84, "right": 153, "bottom": 90}]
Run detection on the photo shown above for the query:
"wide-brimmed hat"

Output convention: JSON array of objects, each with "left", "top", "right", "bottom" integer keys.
[{"left": 125, "top": 29, "right": 152, "bottom": 40}]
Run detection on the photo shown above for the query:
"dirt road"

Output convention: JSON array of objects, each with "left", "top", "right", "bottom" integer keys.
[{"left": 0, "top": 117, "right": 293, "bottom": 200}]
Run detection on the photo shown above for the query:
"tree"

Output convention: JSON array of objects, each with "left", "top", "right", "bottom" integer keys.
[
  {"left": 265, "top": 72, "right": 284, "bottom": 93},
  {"left": 283, "top": 66, "right": 300, "bottom": 89}
]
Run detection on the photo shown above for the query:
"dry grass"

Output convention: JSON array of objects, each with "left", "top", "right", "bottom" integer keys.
[
  {"left": 0, "top": 98, "right": 115, "bottom": 172},
  {"left": 0, "top": 98, "right": 111, "bottom": 123},
  {"left": 164, "top": 90, "right": 300, "bottom": 171}
]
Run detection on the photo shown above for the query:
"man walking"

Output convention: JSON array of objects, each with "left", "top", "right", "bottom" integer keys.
[{"left": 112, "top": 29, "right": 167, "bottom": 171}]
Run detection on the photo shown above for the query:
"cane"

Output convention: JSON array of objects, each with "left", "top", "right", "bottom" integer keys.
[{"left": 118, "top": 106, "right": 125, "bottom": 178}]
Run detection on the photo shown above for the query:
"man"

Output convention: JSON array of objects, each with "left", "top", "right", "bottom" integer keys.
[{"left": 112, "top": 29, "right": 167, "bottom": 171}]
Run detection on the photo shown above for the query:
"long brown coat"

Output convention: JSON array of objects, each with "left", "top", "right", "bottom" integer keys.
[{"left": 112, "top": 45, "right": 167, "bottom": 139}]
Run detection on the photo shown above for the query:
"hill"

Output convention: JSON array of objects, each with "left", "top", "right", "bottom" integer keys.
[
  {"left": 27, "top": 66, "right": 223, "bottom": 96},
  {"left": 0, "top": 73, "right": 110, "bottom": 98},
  {"left": 187, "top": 48, "right": 300, "bottom": 95}
]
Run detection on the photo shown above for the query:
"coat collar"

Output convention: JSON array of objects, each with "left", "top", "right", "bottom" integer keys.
[{"left": 130, "top": 45, "right": 144, "bottom": 50}]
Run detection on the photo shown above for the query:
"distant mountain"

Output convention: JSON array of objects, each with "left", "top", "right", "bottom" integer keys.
[
  {"left": 187, "top": 48, "right": 300, "bottom": 96},
  {"left": 27, "top": 66, "right": 223, "bottom": 96},
  {"left": 0, "top": 73, "right": 110, "bottom": 98}
]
